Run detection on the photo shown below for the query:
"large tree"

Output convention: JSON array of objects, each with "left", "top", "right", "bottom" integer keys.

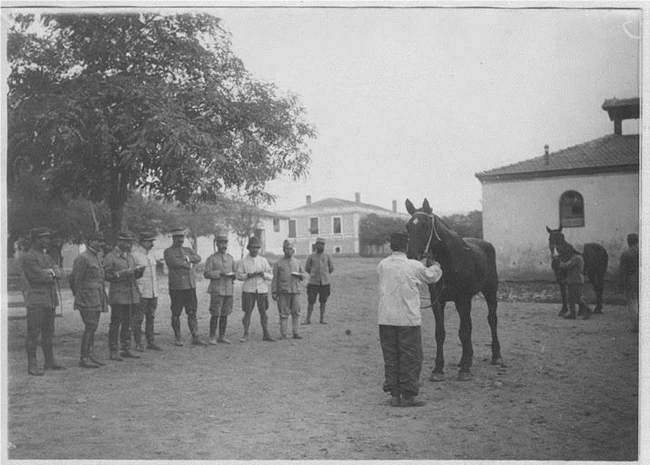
[{"left": 7, "top": 12, "right": 315, "bottom": 238}]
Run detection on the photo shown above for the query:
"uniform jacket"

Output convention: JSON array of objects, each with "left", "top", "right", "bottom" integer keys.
[
  {"left": 69, "top": 248, "right": 108, "bottom": 312},
  {"left": 558, "top": 254, "right": 585, "bottom": 285},
  {"left": 272, "top": 257, "right": 305, "bottom": 295},
  {"left": 21, "top": 247, "right": 61, "bottom": 308},
  {"left": 204, "top": 252, "right": 236, "bottom": 296},
  {"left": 305, "top": 252, "right": 334, "bottom": 285},
  {"left": 104, "top": 246, "right": 142, "bottom": 305},
  {"left": 164, "top": 245, "right": 201, "bottom": 290},
  {"left": 132, "top": 246, "right": 159, "bottom": 298}
]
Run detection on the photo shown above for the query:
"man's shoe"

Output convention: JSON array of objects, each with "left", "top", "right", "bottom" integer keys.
[
  {"left": 262, "top": 335, "right": 276, "bottom": 342},
  {"left": 174, "top": 339, "right": 184, "bottom": 347},
  {"left": 44, "top": 361, "right": 66, "bottom": 371},
  {"left": 239, "top": 335, "right": 249, "bottom": 343},
  {"left": 89, "top": 356, "right": 106, "bottom": 366},
  {"left": 79, "top": 359, "right": 99, "bottom": 369},
  {"left": 209, "top": 337, "right": 218, "bottom": 345},
  {"left": 217, "top": 338, "right": 232, "bottom": 345},
  {"left": 135, "top": 344, "right": 146, "bottom": 352},
  {"left": 581, "top": 311, "right": 591, "bottom": 320},
  {"left": 302, "top": 320, "right": 311, "bottom": 325},
  {"left": 192, "top": 338, "right": 208, "bottom": 347},
  {"left": 563, "top": 314, "right": 577, "bottom": 320},
  {"left": 320, "top": 320, "right": 327, "bottom": 325},
  {"left": 390, "top": 396, "right": 401, "bottom": 407},
  {"left": 121, "top": 351, "right": 140, "bottom": 359},
  {"left": 146, "top": 343, "right": 163, "bottom": 351},
  {"left": 28, "top": 365, "right": 44, "bottom": 376},
  {"left": 293, "top": 334, "right": 303, "bottom": 340},
  {"left": 557, "top": 309, "right": 568, "bottom": 317},
  {"left": 109, "top": 352, "right": 124, "bottom": 361},
  {"left": 400, "top": 397, "right": 425, "bottom": 407}
]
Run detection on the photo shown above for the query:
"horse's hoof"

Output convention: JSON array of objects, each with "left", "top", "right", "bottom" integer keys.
[
  {"left": 457, "top": 371, "right": 472, "bottom": 382},
  {"left": 557, "top": 309, "right": 568, "bottom": 317},
  {"left": 490, "top": 357, "right": 504, "bottom": 366},
  {"left": 430, "top": 372, "right": 445, "bottom": 382},
  {"left": 593, "top": 309, "right": 603, "bottom": 314}
]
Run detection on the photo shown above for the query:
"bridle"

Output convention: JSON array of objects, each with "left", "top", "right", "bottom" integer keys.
[
  {"left": 410, "top": 211, "right": 441, "bottom": 261},
  {"left": 409, "top": 211, "right": 444, "bottom": 308}
]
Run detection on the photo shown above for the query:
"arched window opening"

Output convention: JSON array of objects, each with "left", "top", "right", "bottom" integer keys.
[{"left": 560, "top": 190, "right": 585, "bottom": 228}]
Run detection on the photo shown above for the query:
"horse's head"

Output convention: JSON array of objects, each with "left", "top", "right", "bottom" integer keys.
[
  {"left": 546, "top": 225, "right": 568, "bottom": 259},
  {"left": 405, "top": 198, "right": 441, "bottom": 260}
]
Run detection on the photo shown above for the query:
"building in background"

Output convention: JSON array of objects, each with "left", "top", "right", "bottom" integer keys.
[
  {"left": 475, "top": 98, "right": 640, "bottom": 281},
  {"left": 277, "top": 193, "right": 410, "bottom": 256}
]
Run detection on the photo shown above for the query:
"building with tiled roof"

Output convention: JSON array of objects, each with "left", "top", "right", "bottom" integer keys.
[
  {"left": 475, "top": 98, "right": 640, "bottom": 281},
  {"left": 277, "top": 193, "right": 409, "bottom": 255}
]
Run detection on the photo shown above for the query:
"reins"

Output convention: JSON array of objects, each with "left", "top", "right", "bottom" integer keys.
[{"left": 410, "top": 211, "right": 445, "bottom": 309}]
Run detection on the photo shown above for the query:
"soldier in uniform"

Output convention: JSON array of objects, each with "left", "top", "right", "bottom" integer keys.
[
  {"left": 104, "top": 232, "right": 144, "bottom": 360},
  {"left": 164, "top": 228, "right": 206, "bottom": 346},
  {"left": 21, "top": 227, "right": 65, "bottom": 375},
  {"left": 204, "top": 234, "right": 237, "bottom": 345},
  {"left": 271, "top": 239, "right": 306, "bottom": 340},
  {"left": 69, "top": 231, "right": 109, "bottom": 368},
  {"left": 131, "top": 231, "right": 162, "bottom": 351}
]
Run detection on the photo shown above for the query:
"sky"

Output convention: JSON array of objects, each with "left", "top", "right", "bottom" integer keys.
[{"left": 208, "top": 5, "right": 641, "bottom": 215}]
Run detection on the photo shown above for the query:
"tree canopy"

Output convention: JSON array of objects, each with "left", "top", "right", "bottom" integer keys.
[{"left": 8, "top": 12, "right": 316, "bottom": 238}]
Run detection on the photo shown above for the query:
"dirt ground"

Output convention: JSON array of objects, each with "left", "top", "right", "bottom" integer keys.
[{"left": 5, "top": 256, "right": 638, "bottom": 460}]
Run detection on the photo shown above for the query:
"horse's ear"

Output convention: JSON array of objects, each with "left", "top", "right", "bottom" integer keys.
[
  {"left": 546, "top": 226, "right": 552, "bottom": 233},
  {"left": 422, "top": 198, "right": 432, "bottom": 214},
  {"left": 405, "top": 199, "right": 416, "bottom": 215}
]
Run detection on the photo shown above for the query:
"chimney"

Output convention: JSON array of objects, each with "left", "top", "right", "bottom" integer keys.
[
  {"left": 614, "top": 119, "right": 622, "bottom": 136},
  {"left": 306, "top": 195, "right": 311, "bottom": 205},
  {"left": 355, "top": 192, "right": 361, "bottom": 203},
  {"left": 392, "top": 200, "right": 397, "bottom": 213},
  {"left": 602, "top": 97, "right": 640, "bottom": 136},
  {"left": 544, "top": 144, "right": 550, "bottom": 165}
]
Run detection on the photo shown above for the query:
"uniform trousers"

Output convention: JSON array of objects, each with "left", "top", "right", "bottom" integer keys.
[
  {"left": 26, "top": 306, "right": 56, "bottom": 361},
  {"left": 108, "top": 304, "right": 134, "bottom": 352}
]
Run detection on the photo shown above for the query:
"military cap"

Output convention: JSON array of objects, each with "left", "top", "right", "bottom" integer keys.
[
  {"left": 215, "top": 235, "right": 229, "bottom": 242},
  {"left": 390, "top": 232, "right": 409, "bottom": 249},
  {"left": 86, "top": 231, "right": 105, "bottom": 241},
  {"left": 315, "top": 237, "right": 326, "bottom": 244},
  {"left": 29, "top": 227, "right": 52, "bottom": 238},
  {"left": 170, "top": 228, "right": 186, "bottom": 237},
  {"left": 247, "top": 236, "right": 261, "bottom": 249},
  {"left": 140, "top": 231, "right": 157, "bottom": 242},
  {"left": 117, "top": 231, "right": 135, "bottom": 241}
]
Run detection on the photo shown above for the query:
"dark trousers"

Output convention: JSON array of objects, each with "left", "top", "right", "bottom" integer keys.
[
  {"left": 242, "top": 292, "right": 270, "bottom": 336},
  {"left": 567, "top": 284, "right": 591, "bottom": 315},
  {"left": 108, "top": 304, "right": 134, "bottom": 352},
  {"left": 133, "top": 297, "right": 158, "bottom": 346},
  {"left": 25, "top": 306, "right": 56, "bottom": 362},
  {"left": 80, "top": 310, "right": 101, "bottom": 360},
  {"left": 379, "top": 325, "right": 423, "bottom": 398},
  {"left": 169, "top": 289, "right": 199, "bottom": 338}
]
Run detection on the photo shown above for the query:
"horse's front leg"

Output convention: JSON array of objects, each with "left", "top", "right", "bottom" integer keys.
[
  {"left": 430, "top": 300, "right": 446, "bottom": 382},
  {"left": 456, "top": 298, "right": 473, "bottom": 381}
]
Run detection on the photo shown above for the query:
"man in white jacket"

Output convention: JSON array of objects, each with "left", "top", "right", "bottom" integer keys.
[
  {"left": 236, "top": 236, "right": 274, "bottom": 342},
  {"left": 377, "top": 232, "right": 442, "bottom": 407}
]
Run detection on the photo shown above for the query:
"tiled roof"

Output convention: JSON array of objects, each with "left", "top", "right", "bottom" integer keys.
[
  {"left": 475, "top": 134, "right": 639, "bottom": 182},
  {"left": 281, "top": 197, "right": 403, "bottom": 216}
]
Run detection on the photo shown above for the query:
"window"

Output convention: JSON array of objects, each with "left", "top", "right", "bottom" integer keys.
[
  {"left": 288, "top": 220, "right": 296, "bottom": 238},
  {"left": 559, "top": 190, "right": 585, "bottom": 228},
  {"left": 334, "top": 246, "right": 341, "bottom": 253},
  {"left": 310, "top": 217, "right": 319, "bottom": 235},
  {"left": 273, "top": 218, "right": 280, "bottom": 232},
  {"left": 333, "top": 217, "right": 342, "bottom": 234}
]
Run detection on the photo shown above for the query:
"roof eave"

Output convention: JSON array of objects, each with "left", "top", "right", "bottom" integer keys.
[{"left": 475, "top": 164, "right": 639, "bottom": 183}]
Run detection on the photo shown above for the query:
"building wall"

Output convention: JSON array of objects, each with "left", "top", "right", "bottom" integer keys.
[{"left": 482, "top": 171, "right": 639, "bottom": 280}]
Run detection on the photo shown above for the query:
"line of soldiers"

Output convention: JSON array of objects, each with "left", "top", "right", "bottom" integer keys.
[{"left": 19, "top": 227, "right": 335, "bottom": 375}]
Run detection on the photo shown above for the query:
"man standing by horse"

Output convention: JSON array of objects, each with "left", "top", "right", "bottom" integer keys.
[
  {"left": 619, "top": 233, "right": 639, "bottom": 333},
  {"left": 554, "top": 243, "right": 592, "bottom": 320},
  {"left": 376, "top": 232, "right": 443, "bottom": 407}
]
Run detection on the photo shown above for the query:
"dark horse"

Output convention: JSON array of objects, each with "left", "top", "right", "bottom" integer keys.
[
  {"left": 546, "top": 226, "right": 609, "bottom": 314},
  {"left": 405, "top": 199, "right": 503, "bottom": 381}
]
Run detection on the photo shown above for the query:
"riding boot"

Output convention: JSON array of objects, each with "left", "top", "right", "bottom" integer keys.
[
  {"left": 42, "top": 342, "right": 65, "bottom": 371},
  {"left": 88, "top": 332, "right": 105, "bottom": 365},
  {"left": 27, "top": 352, "right": 43, "bottom": 376},
  {"left": 292, "top": 316, "right": 302, "bottom": 339},
  {"left": 563, "top": 305, "right": 577, "bottom": 320},
  {"left": 304, "top": 304, "right": 314, "bottom": 325},
  {"left": 261, "top": 315, "right": 275, "bottom": 342},
  {"left": 280, "top": 318, "right": 288, "bottom": 339},
  {"left": 209, "top": 315, "right": 219, "bottom": 345},
  {"left": 133, "top": 324, "right": 144, "bottom": 351},
  {"left": 172, "top": 315, "right": 183, "bottom": 346},
  {"left": 319, "top": 303, "right": 327, "bottom": 324},
  {"left": 189, "top": 314, "right": 207, "bottom": 346},
  {"left": 217, "top": 317, "right": 231, "bottom": 344},
  {"left": 79, "top": 331, "right": 99, "bottom": 368}
]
